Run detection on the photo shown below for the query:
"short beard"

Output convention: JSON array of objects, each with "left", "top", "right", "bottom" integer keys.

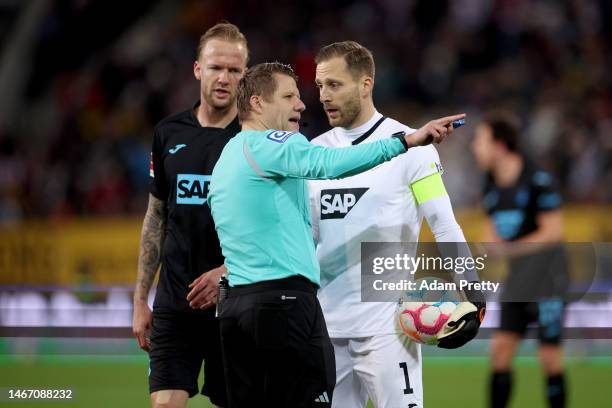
[
  {"left": 203, "top": 88, "right": 234, "bottom": 111},
  {"left": 336, "top": 88, "right": 361, "bottom": 129}
]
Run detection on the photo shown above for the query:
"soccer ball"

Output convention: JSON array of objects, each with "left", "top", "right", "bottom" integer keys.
[{"left": 398, "top": 301, "right": 459, "bottom": 345}]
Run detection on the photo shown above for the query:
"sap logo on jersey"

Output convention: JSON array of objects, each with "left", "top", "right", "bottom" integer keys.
[
  {"left": 177, "top": 174, "right": 211, "bottom": 205},
  {"left": 320, "top": 188, "right": 368, "bottom": 219}
]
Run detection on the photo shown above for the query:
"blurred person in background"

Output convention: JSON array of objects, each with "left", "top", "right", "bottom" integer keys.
[
  {"left": 472, "top": 112, "right": 567, "bottom": 408},
  {"left": 3, "top": 1, "right": 609, "bottom": 220},
  {"left": 132, "top": 22, "right": 247, "bottom": 408},
  {"left": 308, "top": 40, "right": 485, "bottom": 408}
]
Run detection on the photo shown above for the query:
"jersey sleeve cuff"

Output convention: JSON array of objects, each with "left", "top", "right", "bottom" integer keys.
[{"left": 391, "top": 131, "right": 409, "bottom": 152}]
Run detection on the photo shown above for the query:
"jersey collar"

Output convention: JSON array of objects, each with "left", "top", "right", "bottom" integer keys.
[
  {"left": 335, "top": 111, "right": 384, "bottom": 143},
  {"left": 191, "top": 100, "right": 239, "bottom": 132},
  {"left": 191, "top": 100, "right": 203, "bottom": 127}
]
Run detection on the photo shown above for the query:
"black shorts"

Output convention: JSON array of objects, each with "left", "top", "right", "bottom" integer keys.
[
  {"left": 499, "top": 300, "right": 565, "bottom": 344},
  {"left": 148, "top": 309, "right": 227, "bottom": 405},
  {"left": 218, "top": 276, "right": 336, "bottom": 408}
]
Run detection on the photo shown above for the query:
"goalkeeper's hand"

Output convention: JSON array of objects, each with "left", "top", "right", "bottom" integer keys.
[{"left": 437, "top": 287, "right": 486, "bottom": 349}]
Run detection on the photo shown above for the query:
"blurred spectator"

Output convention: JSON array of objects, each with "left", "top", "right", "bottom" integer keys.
[{"left": 0, "top": 0, "right": 610, "bottom": 221}]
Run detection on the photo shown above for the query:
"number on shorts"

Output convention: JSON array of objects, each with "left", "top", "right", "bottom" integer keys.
[{"left": 399, "top": 362, "right": 414, "bottom": 394}]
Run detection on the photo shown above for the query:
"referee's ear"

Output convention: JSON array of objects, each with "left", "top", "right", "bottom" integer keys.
[{"left": 250, "top": 95, "right": 264, "bottom": 115}]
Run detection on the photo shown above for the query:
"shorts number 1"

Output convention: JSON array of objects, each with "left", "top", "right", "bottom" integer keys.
[{"left": 399, "top": 362, "right": 414, "bottom": 394}]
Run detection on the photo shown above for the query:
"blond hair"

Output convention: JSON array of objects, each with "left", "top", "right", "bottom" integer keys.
[{"left": 197, "top": 22, "right": 249, "bottom": 63}]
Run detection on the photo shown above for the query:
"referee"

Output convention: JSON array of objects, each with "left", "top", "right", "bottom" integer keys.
[
  {"left": 208, "top": 62, "right": 464, "bottom": 408},
  {"left": 132, "top": 23, "right": 247, "bottom": 408}
]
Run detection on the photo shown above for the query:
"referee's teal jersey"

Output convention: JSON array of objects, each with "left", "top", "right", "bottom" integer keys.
[{"left": 208, "top": 129, "right": 406, "bottom": 287}]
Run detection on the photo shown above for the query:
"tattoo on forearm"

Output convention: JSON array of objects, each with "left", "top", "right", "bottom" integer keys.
[{"left": 135, "top": 195, "right": 166, "bottom": 302}]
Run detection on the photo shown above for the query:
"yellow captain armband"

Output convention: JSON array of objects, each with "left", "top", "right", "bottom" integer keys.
[{"left": 410, "top": 172, "right": 447, "bottom": 205}]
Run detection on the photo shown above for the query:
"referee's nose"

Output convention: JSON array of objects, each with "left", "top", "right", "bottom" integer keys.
[{"left": 295, "top": 98, "right": 306, "bottom": 112}]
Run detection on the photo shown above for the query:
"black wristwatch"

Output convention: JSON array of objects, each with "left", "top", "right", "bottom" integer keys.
[{"left": 392, "top": 131, "right": 409, "bottom": 151}]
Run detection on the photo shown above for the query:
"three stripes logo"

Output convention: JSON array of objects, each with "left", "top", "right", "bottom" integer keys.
[{"left": 314, "top": 391, "right": 330, "bottom": 403}]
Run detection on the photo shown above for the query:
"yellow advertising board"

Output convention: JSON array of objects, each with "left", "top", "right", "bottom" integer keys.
[{"left": 1, "top": 206, "right": 610, "bottom": 286}]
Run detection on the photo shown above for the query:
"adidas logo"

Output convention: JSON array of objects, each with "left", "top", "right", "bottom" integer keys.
[{"left": 314, "top": 391, "right": 330, "bottom": 403}]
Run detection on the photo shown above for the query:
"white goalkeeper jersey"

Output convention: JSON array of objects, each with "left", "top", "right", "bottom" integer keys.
[{"left": 309, "top": 112, "right": 443, "bottom": 338}]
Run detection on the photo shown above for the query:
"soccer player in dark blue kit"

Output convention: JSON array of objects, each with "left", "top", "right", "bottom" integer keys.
[
  {"left": 132, "top": 23, "right": 248, "bottom": 408},
  {"left": 472, "top": 112, "right": 567, "bottom": 408}
]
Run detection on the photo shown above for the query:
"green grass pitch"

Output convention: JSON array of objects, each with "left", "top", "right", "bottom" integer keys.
[{"left": 1, "top": 347, "right": 610, "bottom": 407}]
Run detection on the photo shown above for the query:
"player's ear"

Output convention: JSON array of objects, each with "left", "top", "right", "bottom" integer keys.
[
  {"left": 194, "top": 60, "right": 201, "bottom": 81},
  {"left": 361, "top": 76, "right": 373, "bottom": 97}
]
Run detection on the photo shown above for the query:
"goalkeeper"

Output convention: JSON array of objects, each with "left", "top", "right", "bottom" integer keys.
[
  {"left": 308, "top": 41, "right": 485, "bottom": 408},
  {"left": 207, "top": 62, "right": 463, "bottom": 408}
]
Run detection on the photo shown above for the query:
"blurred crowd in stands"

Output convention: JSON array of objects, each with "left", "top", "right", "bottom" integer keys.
[{"left": 0, "top": 0, "right": 610, "bottom": 225}]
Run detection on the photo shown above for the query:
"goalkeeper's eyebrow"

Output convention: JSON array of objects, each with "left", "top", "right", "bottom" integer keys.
[{"left": 315, "top": 78, "right": 343, "bottom": 88}]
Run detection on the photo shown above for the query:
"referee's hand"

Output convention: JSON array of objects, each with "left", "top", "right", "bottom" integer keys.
[
  {"left": 405, "top": 113, "right": 466, "bottom": 147},
  {"left": 187, "top": 264, "right": 227, "bottom": 309}
]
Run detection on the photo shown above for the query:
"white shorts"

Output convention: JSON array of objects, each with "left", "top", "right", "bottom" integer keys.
[{"left": 331, "top": 333, "right": 423, "bottom": 408}]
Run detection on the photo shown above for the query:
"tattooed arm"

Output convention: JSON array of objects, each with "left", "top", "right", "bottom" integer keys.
[{"left": 132, "top": 194, "right": 166, "bottom": 352}]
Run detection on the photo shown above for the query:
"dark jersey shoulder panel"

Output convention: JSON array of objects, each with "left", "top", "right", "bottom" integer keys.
[
  {"left": 149, "top": 101, "right": 240, "bottom": 313},
  {"left": 483, "top": 160, "right": 562, "bottom": 241}
]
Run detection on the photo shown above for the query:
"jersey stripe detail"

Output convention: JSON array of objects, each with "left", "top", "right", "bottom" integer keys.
[
  {"left": 243, "top": 138, "right": 271, "bottom": 180},
  {"left": 410, "top": 172, "right": 447, "bottom": 204},
  {"left": 351, "top": 116, "right": 387, "bottom": 145}
]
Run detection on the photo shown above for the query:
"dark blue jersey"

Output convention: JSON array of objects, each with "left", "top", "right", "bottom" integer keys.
[
  {"left": 483, "top": 161, "right": 567, "bottom": 300},
  {"left": 483, "top": 161, "right": 562, "bottom": 241},
  {"left": 149, "top": 101, "right": 239, "bottom": 312}
]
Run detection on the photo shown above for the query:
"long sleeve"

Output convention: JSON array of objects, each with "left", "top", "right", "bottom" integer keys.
[
  {"left": 247, "top": 131, "right": 406, "bottom": 180},
  {"left": 415, "top": 173, "right": 480, "bottom": 283}
]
